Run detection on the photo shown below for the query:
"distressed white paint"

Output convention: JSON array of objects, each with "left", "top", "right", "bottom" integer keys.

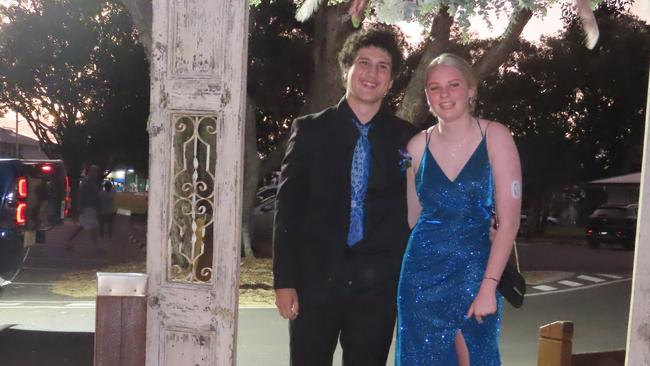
[
  {"left": 147, "top": 0, "right": 248, "bottom": 365},
  {"left": 626, "top": 68, "right": 650, "bottom": 366}
]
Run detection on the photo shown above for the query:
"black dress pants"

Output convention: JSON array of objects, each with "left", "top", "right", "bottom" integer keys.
[{"left": 289, "top": 284, "right": 397, "bottom": 366}]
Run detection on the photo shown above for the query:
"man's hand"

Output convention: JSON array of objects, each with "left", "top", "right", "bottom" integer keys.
[{"left": 275, "top": 288, "right": 299, "bottom": 320}]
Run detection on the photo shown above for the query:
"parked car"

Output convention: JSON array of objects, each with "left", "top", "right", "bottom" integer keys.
[
  {"left": 0, "top": 159, "right": 69, "bottom": 279},
  {"left": 586, "top": 204, "right": 637, "bottom": 250}
]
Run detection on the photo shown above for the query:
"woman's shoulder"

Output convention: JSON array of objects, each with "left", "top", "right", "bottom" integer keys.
[
  {"left": 480, "top": 119, "right": 512, "bottom": 140},
  {"left": 406, "top": 129, "right": 428, "bottom": 153}
]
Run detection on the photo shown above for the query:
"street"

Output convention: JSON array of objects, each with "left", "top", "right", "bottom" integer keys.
[{"left": 0, "top": 223, "right": 635, "bottom": 365}]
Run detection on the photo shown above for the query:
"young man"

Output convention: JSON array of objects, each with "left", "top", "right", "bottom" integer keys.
[{"left": 273, "top": 27, "right": 419, "bottom": 366}]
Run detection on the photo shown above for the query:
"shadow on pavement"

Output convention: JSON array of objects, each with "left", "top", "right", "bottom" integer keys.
[{"left": 0, "top": 327, "right": 93, "bottom": 366}]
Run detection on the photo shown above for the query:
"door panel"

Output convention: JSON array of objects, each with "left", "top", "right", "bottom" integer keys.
[{"left": 147, "top": 1, "right": 248, "bottom": 365}]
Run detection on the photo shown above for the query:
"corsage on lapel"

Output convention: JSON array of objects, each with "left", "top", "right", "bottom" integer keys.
[{"left": 399, "top": 148, "right": 412, "bottom": 174}]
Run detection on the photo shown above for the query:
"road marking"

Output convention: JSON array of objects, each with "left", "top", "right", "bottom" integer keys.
[
  {"left": 577, "top": 275, "right": 606, "bottom": 283},
  {"left": 7, "top": 282, "right": 52, "bottom": 286},
  {"left": 532, "top": 285, "right": 557, "bottom": 291},
  {"left": 527, "top": 278, "right": 631, "bottom": 297},
  {"left": 64, "top": 303, "right": 95, "bottom": 308},
  {"left": 598, "top": 274, "right": 623, "bottom": 279},
  {"left": 0, "top": 300, "right": 95, "bottom": 309},
  {"left": 20, "top": 266, "right": 69, "bottom": 272},
  {"left": 557, "top": 280, "right": 583, "bottom": 287}
]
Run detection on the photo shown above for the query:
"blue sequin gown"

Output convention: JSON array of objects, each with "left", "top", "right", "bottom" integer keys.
[{"left": 396, "top": 123, "right": 503, "bottom": 366}]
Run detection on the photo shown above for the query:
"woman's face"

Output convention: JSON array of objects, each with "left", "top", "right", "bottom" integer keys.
[{"left": 425, "top": 64, "right": 476, "bottom": 121}]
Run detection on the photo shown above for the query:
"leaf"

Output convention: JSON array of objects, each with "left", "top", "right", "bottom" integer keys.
[{"left": 295, "top": 0, "right": 324, "bottom": 22}]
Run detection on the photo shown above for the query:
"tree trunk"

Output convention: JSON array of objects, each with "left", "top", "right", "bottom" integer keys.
[
  {"left": 119, "top": 0, "right": 152, "bottom": 57},
  {"left": 300, "top": 4, "right": 353, "bottom": 114},
  {"left": 473, "top": 8, "right": 532, "bottom": 81},
  {"left": 260, "top": 3, "right": 354, "bottom": 178},
  {"left": 396, "top": 6, "right": 533, "bottom": 129},
  {"left": 396, "top": 6, "right": 453, "bottom": 127},
  {"left": 241, "top": 96, "right": 259, "bottom": 258}
]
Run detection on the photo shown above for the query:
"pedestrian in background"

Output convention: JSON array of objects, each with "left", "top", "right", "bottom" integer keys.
[
  {"left": 98, "top": 180, "right": 116, "bottom": 240},
  {"left": 66, "top": 165, "right": 101, "bottom": 249}
]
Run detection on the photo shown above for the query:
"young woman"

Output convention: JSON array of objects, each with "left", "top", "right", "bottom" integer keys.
[{"left": 396, "top": 53, "right": 522, "bottom": 365}]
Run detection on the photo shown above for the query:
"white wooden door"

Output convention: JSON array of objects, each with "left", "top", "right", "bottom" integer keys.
[{"left": 146, "top": 1, "right": 248, "bottom": 365}]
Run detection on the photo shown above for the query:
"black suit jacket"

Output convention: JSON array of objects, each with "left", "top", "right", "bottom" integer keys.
[{"left": 273, "top": 98, "right": 419, "bottom": 296}]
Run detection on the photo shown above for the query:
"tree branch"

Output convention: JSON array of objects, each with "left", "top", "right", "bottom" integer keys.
[
  {"left": 474, "top": 7, "right": 533, "bottom": 82},
  {"left": 118, "top": 0, "right": 152, "bottom": 57},
  {"left": 396, "top": 6, "right": 453, "bottom": 127}
]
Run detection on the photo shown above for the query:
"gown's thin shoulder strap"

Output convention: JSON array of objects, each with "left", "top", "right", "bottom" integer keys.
[
  {"left": 483, "top": 119, "right": 494, "bottom": 165},
  {"left": 425, "top": 127, "right": 433, "bottom": 145},
  {"left": 476, "top": 117, "right": 487, "bottom": 139}
]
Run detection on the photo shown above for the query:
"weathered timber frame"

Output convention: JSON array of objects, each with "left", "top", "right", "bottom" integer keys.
[{"left": 146, "top": 1, "right": 248, "bottom": 365}]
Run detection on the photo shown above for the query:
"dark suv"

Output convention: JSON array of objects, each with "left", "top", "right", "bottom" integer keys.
[
  {"left": 0, "top": 159, "right": 69, "bottom": 279},
  {"left": 586, "top": 204, "right": 637, "bottom": 250}
]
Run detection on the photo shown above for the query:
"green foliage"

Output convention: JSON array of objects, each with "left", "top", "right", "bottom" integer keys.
[
  {"left": 248, "top": 0, "right": 313, "bottom": 155},
  {"left": 478, "top": 2, "right": 648, "bottom": 228},
  {"left": 0, "top": 0, "right": 149, "bottom": 176}
]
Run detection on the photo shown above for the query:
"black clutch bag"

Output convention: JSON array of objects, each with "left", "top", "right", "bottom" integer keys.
[{"left": 497, "top": 241, "right": 526, "bottom": 308}]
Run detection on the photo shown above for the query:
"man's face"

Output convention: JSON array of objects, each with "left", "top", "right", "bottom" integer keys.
[{"left": 344, "top": 46, "right": 394, "bottom": 109}]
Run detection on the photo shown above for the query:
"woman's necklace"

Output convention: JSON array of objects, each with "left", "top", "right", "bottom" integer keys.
[{"left": 437, "top": 123, "right": 474, "bottom": 159}]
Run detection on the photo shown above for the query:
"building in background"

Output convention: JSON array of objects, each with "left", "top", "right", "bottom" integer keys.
[
  {"left": 587, "top": 172, "right": 641, "bottom": 205},
  {"left": 0, "top": 127, "right": 47, "bottom": 159}
]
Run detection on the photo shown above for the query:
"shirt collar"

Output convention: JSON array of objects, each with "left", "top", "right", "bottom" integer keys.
[{"left": 337, "top": 96, "right": 389, "bottom": 127}]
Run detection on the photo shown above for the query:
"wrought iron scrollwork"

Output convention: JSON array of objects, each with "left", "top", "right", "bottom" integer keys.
[{"left": 169, "top": 115, "right": 217, "bottom": 283}]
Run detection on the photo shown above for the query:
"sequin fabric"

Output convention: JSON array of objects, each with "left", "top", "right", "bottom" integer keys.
[
  {"left": 347, "top": 119, "right": 372, "bottom": 246},
  {"left": 396, "top": 124, "right": 503, "bottom": 366}
]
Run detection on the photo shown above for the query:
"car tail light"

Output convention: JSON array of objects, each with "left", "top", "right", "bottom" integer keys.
[
  {"left": 17, "top": 177, "right": 28, "bottom": 199},
  {"left": 40, "top": 164, "right": 53, "bottom": 174},
  {"left": 16, "top": 177, "right": 28, "bottom": 225},
  {"left": 16, "top": 202, "right": 27, "bottom": 225},
  {"left": 586, "top": 229, "right": 593, "bottom": 236}
]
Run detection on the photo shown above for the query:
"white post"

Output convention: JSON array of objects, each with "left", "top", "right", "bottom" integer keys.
[
  {"left": 625, "top": 66, "right": 650, "bottom": 365},
  {"left": 146, "top": 1, "right": 248, "bottom": 365}
]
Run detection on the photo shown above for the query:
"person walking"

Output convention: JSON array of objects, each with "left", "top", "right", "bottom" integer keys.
[
  {"left": 98, "top": 180, "right": 116, "bottom": 240},
  {"left": 66, "top": 165, "right": 101, "bottom": 249}
]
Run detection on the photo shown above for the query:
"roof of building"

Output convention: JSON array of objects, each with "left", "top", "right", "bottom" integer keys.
[
  {"left": 0, "top": 127, "right": 40, "bottom": 146},
  {"left": 588, "top": 172, "right": 641, "bottom": 185}
]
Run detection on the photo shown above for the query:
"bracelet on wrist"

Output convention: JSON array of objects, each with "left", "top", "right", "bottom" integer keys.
[{"left": 483, "top": 276, "right": 499, "bottom": 283}]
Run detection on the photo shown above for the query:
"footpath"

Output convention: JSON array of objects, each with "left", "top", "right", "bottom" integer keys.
[{"left": 0, "top": 215, "right": 145, "bottom": 366}]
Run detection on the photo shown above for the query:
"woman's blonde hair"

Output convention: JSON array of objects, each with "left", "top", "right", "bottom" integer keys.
[{"left": 426, "top": 53, "right": 477, "bottom": 112}]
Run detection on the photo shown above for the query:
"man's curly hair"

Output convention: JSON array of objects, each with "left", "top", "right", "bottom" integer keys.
[{"left": 338, "top": 26, "right": 403, "bottom": 80}]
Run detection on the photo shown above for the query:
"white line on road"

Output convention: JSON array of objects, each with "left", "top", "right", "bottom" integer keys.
[
  {"left": 20, "top": 266, "right": 69, "bottom": 272},
  {"left": 598, "top": 274, "right": 624, "bottom": 279},
  {"left": 557, "top": 280, "right": 583, "bottom": 287},
  {"left": 0, "top": 301, "right": 95, "bottom": 309},
  {"left": 527, "top": 278, "right": 631, "bottom": 297},
  {"left": 532, "top": 285, "right": 557, "bottom": 291},
  {"left": 577, "top": 275, "right": 606, "bottom": 283},
  {"left": 8, "top": 282, "right": 52, "bottom": 286}
]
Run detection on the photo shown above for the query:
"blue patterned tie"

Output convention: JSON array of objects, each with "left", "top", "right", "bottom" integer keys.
[{"left": 348, "top": 119, "right": 371, "bottom": 246}]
